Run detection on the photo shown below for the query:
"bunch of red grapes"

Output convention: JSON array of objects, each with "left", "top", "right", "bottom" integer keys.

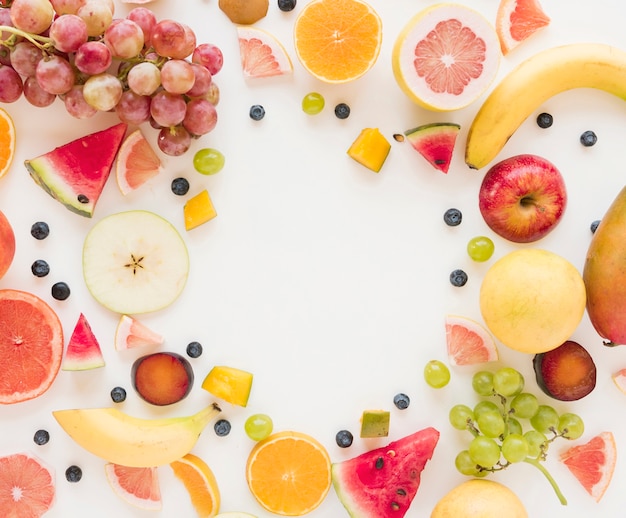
[{"left": 0, "top": 0, "right": 224, "bottom": 156}]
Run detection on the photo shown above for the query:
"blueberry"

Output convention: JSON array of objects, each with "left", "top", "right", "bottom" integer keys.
[
  {"left": 186, "top": 341, "right": 203, "bottom": 358},
  {"left": 65, "top": 465, "right": 82, "bottom": 483},
  {"left": 171, "top": 177, "right": 190, "bottom": 196},
  {"left": 214, "top": 419, "right": 232, "bottom": 437},
  {"left": 536, "top": 112, "right": 553, "bottom": 129},
  {"left": 393, "top": 393, "right": 410, "bottom": 410},
  {"left": 110, "top": 386, "right": 127, "bottom": 403},
  {"left": 580, "top": 130, "right": 597, "bottom": 147},
  {"left": 590, "top": 219, "right": 601, "bottom": 233},
  {"left": 450, "top": 269, "right": 468, "bottom": 287},
  {"left": 31, "top": 259, "right": 50, "bottom": 277},
  {"left": 335, "top": 429, "right": 354, "bottom": 448},
  {"left": 443, "top": 208, "right": 462, "bottom": 226},
  {"left": 33, "top": 429, "right": 50, "bottom": 445},
  {"left": 30, "top": 221, "right": 50, "bottom": 240},
  {"left": 51, "top": 281, "right": 70, "bottom": 300},
  {"left": 277, "top": 0, "right": 296, "bottom": 11},
  {"left": 334, "top": 103, "right": 351, "bottom": 120},
  {"left": 249, "top": 104, "right": 265, "bottom": 121}
]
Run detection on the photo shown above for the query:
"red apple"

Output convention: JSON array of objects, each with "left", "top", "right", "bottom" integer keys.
[
  {"left": 0, "top": 210, "right": 15, "bottom": 279},
  {"left": 479, "top": 154, "right": 566, "bottom": 243}
]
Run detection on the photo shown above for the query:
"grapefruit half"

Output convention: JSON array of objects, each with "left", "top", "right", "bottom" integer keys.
[
  {"left": 496, "top": 0, "right": 550, "bottom": 55},
  {"left": 104, "top": 463, "right": 161, "bottom": 510},
  {"left": 115, "top": 129, "right": 162, "bottom": 195},
  {"left": 392, "top": 3, "right": 500, "bottom": 111},
  {"left": 0, "top": 452, "right": 55, "bottom": 517},
  {"left": 445, "top": 314, "right": 498, "bottom": 366},
  {"left": 237, "top": 26, "right": 292, "bottom": 79}
]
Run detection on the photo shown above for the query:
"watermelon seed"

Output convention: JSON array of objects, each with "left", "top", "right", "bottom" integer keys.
[
  {"left": 391, "top": 502, "right": 400, "bottom": 511},
  {"left": 77, "top": 194, "right": 89, "bottom": 204},
  {"left": 386, "top": 449, "right": 396, "bottom": 457},
  {"left": 396, "top": 488, "right": 407, "bottom": 496},
  {"left": 393, "top": 134, "right": 404, "bottom": 142},
  {"left": 375, "top": 457, "right": 384, "bottom": 469}
]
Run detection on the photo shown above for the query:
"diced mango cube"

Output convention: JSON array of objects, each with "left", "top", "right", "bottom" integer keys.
[
  {"left": 347, "top": 128, "right": 391, "bottom": 173},
  {"left": 360, "top": 409, "right": 390, "bottom": 438},
  {"left": 184, "top": 189, "right": 216, "bottom": 230},
  {"left": 202, "top": 365, "right": 254, "bottom": 407}
]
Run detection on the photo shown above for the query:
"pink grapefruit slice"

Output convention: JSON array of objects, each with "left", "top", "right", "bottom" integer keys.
[
  {"left": 496, "top": 0, "right": 550, "bottom": 55},
  {"left": 237, "top": 26, "right": 292, "bottom": 79},
  {"left": 104, "top": 463, "right": 161, "bottom": 510},
  {"left": 0, "top": 452, "right": 55, "bottom": 517},
  {"left": 612, "top": 368, "right": 626, "bottom": 394},
  {"left": 560, "top": 431, "right": 616, "bottom": 502},
  {"left": 392, "top": 3, "right": 500, "bottom": 111},
  {"left": 114, "top": 314, "right": 163, "bottom": 350},
  {"left": 115, "top": 129, "right": 162, "bottom": 195},
  {"left": 445, "top": 314, "right": 498, "bottom": 366}
]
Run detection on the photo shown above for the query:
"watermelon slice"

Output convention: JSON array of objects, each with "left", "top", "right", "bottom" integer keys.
[
  {"left": 332, "top": 427, "right": 439, "bottom": 517},
  {"left": 25, "top": 123, "right": 127, "bottom": 217},
  {"left": 62, "top": 313, "right": 105, "bottom": 371},
  {"left": 404, "top": 123, "right": 460, "bottom": 173}
]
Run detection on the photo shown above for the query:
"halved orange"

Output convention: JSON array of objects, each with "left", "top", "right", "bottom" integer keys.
[
  {"left": 0, "top": 452, "right": 55, "bottom": 516},
  {"left": 294, "top": 0, "right": 382, "bottom": 83},
  {"left": 445, "top": 314, "right": 498, "bottom": 366},
  {"left": 496, "top": 0, "right": 550, "bottom": 55},
  {"left": 246, "top": 431, "right": 331, "bottom": 515},
  {"left": 170, "top": 453, "right": 220, "bottom": 517},
  {"left": 0, "top": 108, "right": 15, "bottom": 180},
  {"left": 115, "top": 129, "right": 162, "bottom": 195},
  {"left": 104, "top": 463, "right": 161, "bottom": 511}
]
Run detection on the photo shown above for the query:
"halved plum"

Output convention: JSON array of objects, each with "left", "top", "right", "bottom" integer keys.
[{"left": 131, "top": 352, "right": 194, "bottom": 406}]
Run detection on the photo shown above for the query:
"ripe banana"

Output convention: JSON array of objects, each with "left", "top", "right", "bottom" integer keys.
[
  {"left": 465, "top": 43, "right": 626, "bottom": 170},
  {"left": 52, "top": 403, "right": 221, "bottom": 467}
]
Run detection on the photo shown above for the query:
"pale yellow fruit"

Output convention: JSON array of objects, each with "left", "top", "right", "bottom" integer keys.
[
  {"left": 480, "top": 249, "right": 585, "bottom": 354},
  {"left": 431, "top": 479, "right": 528, "bottom": 518}
]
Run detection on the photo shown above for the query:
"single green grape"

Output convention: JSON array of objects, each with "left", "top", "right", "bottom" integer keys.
[
  {"left": 524, "top": 430, "right": 548, "bottom": 458},
  {"left": 558, "top": 413, "right": 585, "bottom": 440},
  {"left": 424, "top": 360, "right": 450, "bottom": 388},
  {"left": 507, "top": 417, "right": 523, "bottom": 436},
  {"left": 467, "top": 236, "right": 495, "bottom": 262},
  {"left": 472, "top": 371, "right": 494, "bottom": 396},
  {"left": 455, "top": 450, "right": 480, "bottom": 476},
  {"left": 530, "top": 405, "right": 559, "bottom": 434},
  {"left": 302, "top": 92, "right": 325, "bottom": 115},
  {"left": 476, "top": 410, "right": 505, "bottom": 438},
  {"left": 449, "top": 404, "right": 475, "bottom": 431},
  {"left": 510, "top": 392, "right": 539, "bottom": 419},
  {"left": 244, "top": 413, "right": 273, "bottom": 441},
  {"left": 493, "top": 367, "right": 524, "bottom": 397},
  {"left": 473, "top": 400, "right": 500, "bottom": 419},
  {"left": 468, "top": 435, "right": 501, "bottom": 468},
  {"left": 501, "top": 433, "right": 530, "bottom": 463},
  {"left": 193, "top": 148, "right": 225, "bottom": 175}
]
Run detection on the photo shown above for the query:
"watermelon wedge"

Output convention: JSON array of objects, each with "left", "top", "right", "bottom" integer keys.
[
  {"left": 404, "top": 123, "right": 460, "bottom": 173},
  {"left": 25, "top": 123, "right": 127, "bottom": 217},
  {"left": 332, "top": 427, "right": 439, "bottom": 517},
  {"left": 62, "top": 313, "right": 105, "bottom": 371}
]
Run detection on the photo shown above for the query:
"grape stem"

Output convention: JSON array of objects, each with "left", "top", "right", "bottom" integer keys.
[
  {"left": 523, "top": 457, "right": 567, "bottom": 505},
  {"left": 0, "top": 25, "right": 54, "bottom": 52}
]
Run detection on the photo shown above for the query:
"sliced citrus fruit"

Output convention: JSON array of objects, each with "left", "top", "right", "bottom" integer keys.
[
  {"left": 294, "top": 0, "right": 382, "bottom": 84},
  {"left": 246, "top": 431, "right": 331, "bottom": 515},
  {"left": 0, "top": 452, "right": 55, "bottom": 517},
  {"left": 116, "top": 129, "right": 162, "bottom": 195},
  {"left": 612, "top": 368, "right": 626, "bottom": 394},
  {"left": 0, "top": 289, "right": 64, "bottom": 404},
  {"left": 104, "top": 463, "right": 161, "bottom": 511},
  {"left": 392, "top": 4, "right": 500, "bottom": 111},
  {"left": 0, "top": 107, "right": 15, "bottom": 180},
  {"left": 445, "top": 314, "right": 498, "bottom": 366},
  {"left": 115, "top": 314, "right": 163, "bottom": 350},
  {"left": 237, "top": 26, "right": 292, "bottom": 79},
  {"left": 0, "top": 209, "right": 16, "bottom": 279},
  {"left": 560, "top": 431, "right": 616, "bottom": 502},
  {"left": 496, "top": 0, "right": 550, "bottom": 55},
  {"left": 170, "top": 453, "right": 220, "bottom": 517}
]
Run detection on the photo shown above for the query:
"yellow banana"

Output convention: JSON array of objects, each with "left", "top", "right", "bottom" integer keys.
[
  {"left": 465, "top": 43, "right": 626, "bottom": 170},
  {"left": 53, "top": 403, "right": 221, "bottom": 467}
]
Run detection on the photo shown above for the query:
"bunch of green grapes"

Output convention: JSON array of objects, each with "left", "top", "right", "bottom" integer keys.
[{"left": 449, "top": 367, "right": 584, "bottom": 504}]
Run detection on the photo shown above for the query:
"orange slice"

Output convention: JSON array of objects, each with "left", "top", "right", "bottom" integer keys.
[
  {"left": 237, "top": 26, "right": 292, "bottom": 78},
  {"left": 294, "top": 0, "right": 382, "bottom": 83},
  {"left": 0, "top": 108, "right": 15, "bottom": 180},
  {"left": 445, "top": 314, "right": 498, "bottom": 366},
  {"left": 496, "top": 0, "right": 550, "bottom": 55},
  {"left": 246, "top": 431, "right": 331, "bottom": 515},
  {"left": 170, "top": 453, "right": 220, "bottom": 517},
  {"left": 560, "top": 431, "right": 616, "bottom": 502},
  {"left": 104, "top": 463, "right": 161, "bottom": 511},
  {"left": 0, "top": 452, "right": 55, "bottom": 516},
  {"left": 115, "top": 129, "right": 162, "bottom": 195}
]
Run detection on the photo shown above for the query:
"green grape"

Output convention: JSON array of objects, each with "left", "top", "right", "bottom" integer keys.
[
  {"left": 501, "top": 433, "right": 530, "bottom": 463},
  {"left": 455, "top": 450, "right": 479, "bottom": 476},
  {"left": 493, "top": 367, "right": 524, "bottom": 397},
  {"left": 530, "top": 405, "right": 559, "bottom": 434},
  {"left": 449, "top": 404, "right": 474, "bottom": 431},
  {"left": 507, "top": 417, "right": 523, "bottom": 436},
  {"left": 193, "top": 148, "right": 225, "bottom": 175},
  {"left": 424, "top": 360, "right": 450, "bottom": 388},
  {"left": 524, "top": 430, "right": 548, "bottom": 458},
  {"left": 510, "top": 392, "right": 539, "bottom": 419},
  {"left": 473, "top": 400, "right": 500, "bottom": 419},
  {"left": 558, "top": 413, "right": 585, "bottom": 440},
  {"left": 244, "top": 413, "right": 273, "bottom": 441},
  {"left": 302, "top": 92, "right": 325, "bottom": 115},
  {"left": 476, "top": 410, "right": 505, "bottom": 438},
  {"left": 472, "top": 371, "right": 494, "bottom": 396},
  {"left": 468, "top": 435, "right": 501, "bottom": 468},
  {"left": 467, "top": 236, "right": 495, "bottom": 262}
]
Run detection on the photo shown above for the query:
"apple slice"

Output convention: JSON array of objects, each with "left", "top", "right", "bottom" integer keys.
[{"left": 83, "top": 210, "right": 189, "bottom": 314}]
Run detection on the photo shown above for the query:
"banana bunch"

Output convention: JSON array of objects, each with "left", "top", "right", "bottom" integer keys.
[
  {"left": 465, "top": 43, "right": 626, "bottom": 170},
  {"left": 53, "top": 403, "right": 221, "bottom": 467}
]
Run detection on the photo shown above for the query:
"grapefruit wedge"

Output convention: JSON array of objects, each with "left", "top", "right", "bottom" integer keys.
[
  {"left": 0, "top": 452, "right": 55, "bottom": 517},
  {"left": 445, "top": 314, "right": 498, "bottom": 366},
  {"left": 104, "top": 463, "right": 161, "bottom": 510},
  {"left": 237, "top": 26, "right": 292, "bottom": 78},
  {"left": 116, "top": 129, "right": 162, "bottom": 195},
  {"left": 496, "top": 0, "right": 550, "bottom": 55},
  {"left": 115, "top": 314, "right": 163, "bottom": 350},
  {"left": 612, "top": 368, "right": 626, "bottom": 394}
]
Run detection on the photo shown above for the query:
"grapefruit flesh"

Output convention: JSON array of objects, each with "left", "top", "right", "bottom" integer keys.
[
  {"left": 0, "top": 290, "right": 64, "bottom": 404},
  {"left": 115, "top": 129, "right": 162, "bottom": 195},
  {"left": 496, "top": 0, "right": 550, "bottom": 55},
  {"left": 612, "top": 368, "right": 626, "bottom": 394},
  {"left": 0, "top": 452, "right": 55, "bottom": 517},
  {"left": 445, "top": 315, "right": 498, "bottom": 366},
  {"left": 237, "top": 26, "right": 292, "bottom": 78},
  {"left": 104, "top": 463, "right": 161, "bottom": 510}
]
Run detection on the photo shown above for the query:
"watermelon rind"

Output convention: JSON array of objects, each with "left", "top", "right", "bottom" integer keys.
[
  {"left": 404, "top": 122, "right": 460, "bottom": 174},
  {"left": 331, "top": 427, "right": 440, "bottom": 518},
  {"left": 62, "top": 313, "right": 105, "bottom": 371}
]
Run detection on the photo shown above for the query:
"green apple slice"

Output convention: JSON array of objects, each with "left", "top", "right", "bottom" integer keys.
[{"left": 83, "top": 210, "right": 189, "bottom": 314}]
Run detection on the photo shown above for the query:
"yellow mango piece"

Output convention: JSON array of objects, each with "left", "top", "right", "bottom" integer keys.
[
  {"left": 202, "top": 366, "right": 254, "bottom": 407},
  {"left": 347, "top": 128, "right": 391, "bottom": 173},
  {"left": 360, "top": 409, "right": 390, "bottom": 438},
  {"left": 184, "top": 190, "right": 217, "bottom": 230}
]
